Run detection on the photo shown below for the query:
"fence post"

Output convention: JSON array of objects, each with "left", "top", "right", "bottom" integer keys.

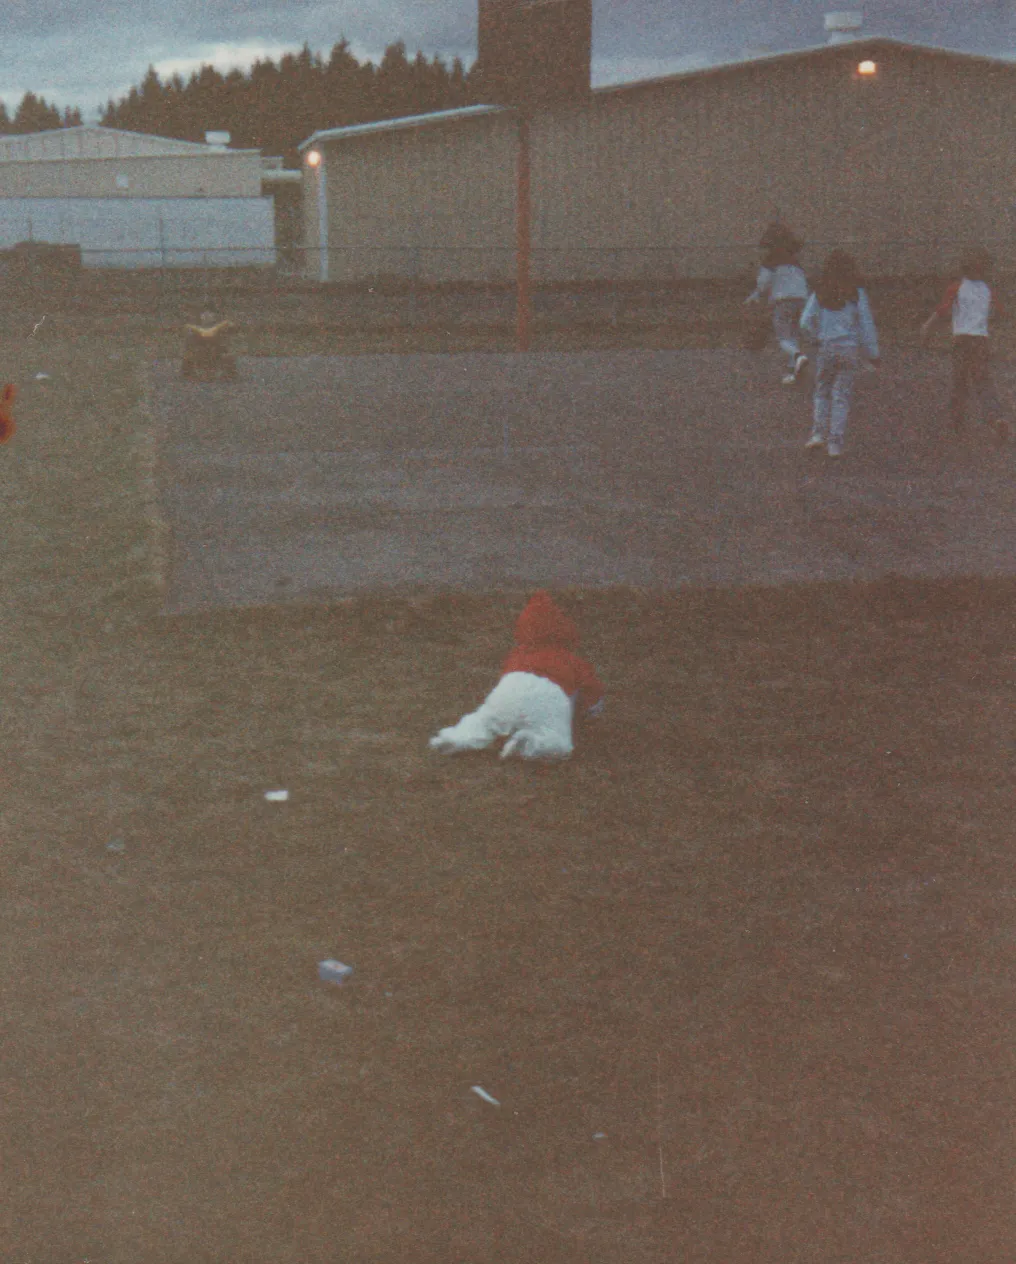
[
  {"left": 408, "top": 247, "right": 419, "bottom": 326},
  {"left": 515, "top": 111, "right": 532, "bottom": 353}
]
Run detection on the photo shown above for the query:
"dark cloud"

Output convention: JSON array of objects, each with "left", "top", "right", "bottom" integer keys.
[
  {"left": 594, "top": 0, "right": 1015, "bottom": 60},
  {"left": 3, "top": 1, "right": 1012, "bottom": 114}
]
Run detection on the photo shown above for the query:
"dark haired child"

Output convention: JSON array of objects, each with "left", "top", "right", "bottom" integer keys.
[
  {"left": 745, "top": 225, "right": 810, "bottom": 385},
  {"left": 920, "top": 249, "right": 1009, "bottom": 443},
  {"left": 799, "top": 250, "right": 880, "bottom": 458}
]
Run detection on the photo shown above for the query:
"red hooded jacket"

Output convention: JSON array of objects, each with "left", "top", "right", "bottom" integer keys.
[{"left": 500, "top": 591, "right": 604, "bottom": 710}]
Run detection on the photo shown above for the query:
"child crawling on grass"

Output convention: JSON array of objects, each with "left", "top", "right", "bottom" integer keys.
[{"left": 429, "top": 590, "right": 604, "bottom": 761}]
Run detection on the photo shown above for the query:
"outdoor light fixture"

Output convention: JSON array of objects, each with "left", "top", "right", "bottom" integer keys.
[
  {"left": 305, "top": 149, "right": 322, "bottom": 167},
  {"left": 857, "top": 59, "right": 877, "bottom": 75}
]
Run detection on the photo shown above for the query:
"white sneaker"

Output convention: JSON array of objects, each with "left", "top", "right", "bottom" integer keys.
[
  {"left": 781, "top": 372, "right": 797, "bottom": 386},
  {"left": 827, "top": 440, "right": 843, "bottom": 458},
  {"left": 805, "top": 432, "right": 825, "bottom": 449}
]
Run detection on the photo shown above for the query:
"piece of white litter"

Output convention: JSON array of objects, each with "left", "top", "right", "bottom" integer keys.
[
  {"left": 470, "top": 1086, "right": 501, "bottom": 1107},
  {"left": 318, "top": 960, "right": 354, "bottom": 985},
  {"left": 593, "top": 1132, "right": 607, "bottom": 1140},
  {"left": 264, "top": 789, "right": 289, "bottom": 802},
  {"left": 34, "top": 372, "right": 50, "bottom": 380}
]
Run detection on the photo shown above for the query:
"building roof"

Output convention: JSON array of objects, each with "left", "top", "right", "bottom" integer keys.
[
  {"left": 299, "top": 35, "right": 1016, "bottom": 153},
  {"left": 298, "top": 105, "right": 506, "bottom": 152},
  {"left": 0, "top": 125, "right": 261, "bottom": 162},
  {"left": 592, "top": 36, "right": 1016, "bottom": 100}
]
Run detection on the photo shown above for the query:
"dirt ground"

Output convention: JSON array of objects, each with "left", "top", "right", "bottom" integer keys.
[
  {"left": 150, "top": 347, "right": 1016, "bottom": 611},
  {"left": 2, "top": 328, "right": 1015, "bottom": 1264}
]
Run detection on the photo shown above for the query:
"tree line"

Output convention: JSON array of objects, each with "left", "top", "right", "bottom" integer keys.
[
  {"left": 1, "top": 93, "right": 83, "bottom": 133},
  {"left": 94, "top": 40, "right": 481, "bottom": 165}
]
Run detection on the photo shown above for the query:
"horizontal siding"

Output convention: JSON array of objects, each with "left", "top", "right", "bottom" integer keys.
[
  {"left": 531, "top": 46, "right": 1016, "bottom": 278},
  {"left": 319, "top": 114, "right": 518, "bottom": 282},
  {"left": 0, "top": 154, "right": 261, "bottom": 199},
  {"left": 0, "top": 128, "right": 231, "bottom": 161},
  {"left": 310, "top": 45, "right": 1016, "bottom": 282},
  {"left": 0, "top": 197, "right": 275, "bottom": 268}
]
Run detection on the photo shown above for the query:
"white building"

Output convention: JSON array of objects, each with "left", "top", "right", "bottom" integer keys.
[{"left": 0, "top": 125, "right": 282, "bottom": 268}]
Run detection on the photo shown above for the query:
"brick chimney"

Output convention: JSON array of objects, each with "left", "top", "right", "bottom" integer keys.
[{"left": 475, "top": 0, "right": 592, "bottom": 105}]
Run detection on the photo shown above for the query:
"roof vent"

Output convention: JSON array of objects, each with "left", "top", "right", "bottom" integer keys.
[
  {"left": 204, "top": 130, "right": 230, "bottom": 148},
  {"left": 825, "top": 11, "right": 863, "bottom": 43}
]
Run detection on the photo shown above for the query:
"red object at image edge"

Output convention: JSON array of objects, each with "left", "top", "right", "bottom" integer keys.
[{"left": 0, "top": 383, "right": 16, "bottom": 443}]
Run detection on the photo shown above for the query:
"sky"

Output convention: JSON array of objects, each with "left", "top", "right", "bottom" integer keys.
[{"left": 2, "top": 0, "right": 1014, "bottom": 118}]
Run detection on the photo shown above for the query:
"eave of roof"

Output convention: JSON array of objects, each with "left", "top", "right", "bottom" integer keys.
[
  {"left": 591, "top": 36, "right": 1016, "bottom": 99},
  {"left": 0, "top": 123, "right": 261, "bottom": 155},
  {"left": 298, "top": 36, "right": 1016, "bottom": 153},
  {"left": 298, "top": 104, "right": 507, "bottom": 152}
]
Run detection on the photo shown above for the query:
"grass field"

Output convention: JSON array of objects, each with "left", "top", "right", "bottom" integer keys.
[{"left": 2, "top": 327, "right": 1014, "bottom": 1263}]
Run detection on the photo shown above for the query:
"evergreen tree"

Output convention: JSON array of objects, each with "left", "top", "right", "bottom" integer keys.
[
  {"left": 184, "top": 64, "right": 227, "bottom": 142},
  {"left": 12, "top": 92, "right": 63, "bottom": 133},
  {"left": 273, "top": 42, "right": 325, "bottom": 164},
  {"left": 322, "top": 38, "right": 372, "bottom": 130},
  {"left": 375, "top": 41, "right": 414, "bottom": 119},
  {"left": 0, "top": 95, "right": 82, "bottom": 134},
  {"left": 94, "top": 32, "right": 484, "bottom": 157},
  {"left": 137, "top": 66, "right": 166, "bottom": 131},
  {"left": 449, "top": 57, "right": 472, "bottom": 109},
  {"left": 246, "top": 57, "right": 284, "bottom": 152}
]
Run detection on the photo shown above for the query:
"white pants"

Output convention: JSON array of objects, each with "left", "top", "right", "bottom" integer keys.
[
  {"left": 429, "top": 672, "right": 574, "bottom": 760},
  {"left": 773, "top": 298, "right": 804, "bottom": 369},
  {"left": 813, "top": 344, "right": 859, "bottom": 441}
]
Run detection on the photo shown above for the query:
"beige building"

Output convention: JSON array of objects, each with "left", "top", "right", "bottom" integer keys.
[
  {"left": 299, "top": 106, "right": 516, "bottom": 284},
  {"left": 299, "top": 38, "right": 1016, "bottom": 283}
]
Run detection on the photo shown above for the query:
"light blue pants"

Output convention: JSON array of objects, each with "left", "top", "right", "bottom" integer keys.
[
  {"left": 772, "top": 298, "right": 804, "bottom": 369},
  {"left": 813, "top": 344, "right": 859, "bottom": 441}
]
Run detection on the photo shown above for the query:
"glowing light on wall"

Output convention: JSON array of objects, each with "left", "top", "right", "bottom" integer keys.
[{"left": 857, "top": 59, "right": 877, "bottom": 75}]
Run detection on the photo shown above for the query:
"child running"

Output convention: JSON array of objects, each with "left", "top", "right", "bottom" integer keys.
[
  {"left": 799, "top": 250, "right": 880, "bottom": 458},
  {"left": 920, "top": 248, "right": 1009, "bottom": 443},
  {"left": 745, "top": 222, "right": 810, "bottom": 385}
]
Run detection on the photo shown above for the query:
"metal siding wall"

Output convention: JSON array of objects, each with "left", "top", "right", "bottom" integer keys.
[
  {"left": 0, "top": 129, "right": 229, "bottom": 161},
  {"left": 535, "top": 48, "right": 1016, "bottom": 280},
  {"left": 0, "top": 154, "right": 260, "bottom": 199},
  {"left": 0, "top": 197, "right": 275, "bottom": 267},
  {"left": 322, "top": 115, "right": 517, "bottom": 283},
  {"left": 306, "top": 48, "right": 1016, "bottom": 284}
]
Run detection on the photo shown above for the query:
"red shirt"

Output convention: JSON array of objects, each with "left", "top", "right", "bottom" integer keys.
[{"left": 500, "top": 591, "right": 604, "bottom": 709}]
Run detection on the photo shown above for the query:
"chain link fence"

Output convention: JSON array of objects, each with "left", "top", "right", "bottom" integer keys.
[{"left": 0, "top": 238, "right": 1009, "bottom": 339}]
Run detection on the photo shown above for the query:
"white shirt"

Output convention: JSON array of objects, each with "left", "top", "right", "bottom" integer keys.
[{"left": 943, "top": 279, "right": 992, "bottom": 337}]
